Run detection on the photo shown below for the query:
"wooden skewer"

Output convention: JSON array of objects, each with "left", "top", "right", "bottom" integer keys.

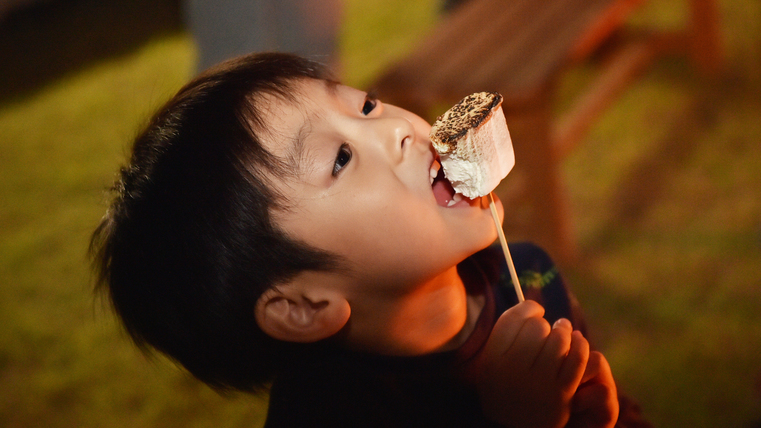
[{"left": 488, "top": 192, "right": 525, "bottom": 302}]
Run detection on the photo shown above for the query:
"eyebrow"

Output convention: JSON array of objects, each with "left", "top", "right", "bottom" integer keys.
[
  {"left": 284, "top": 80, "right": 341, "bottom": 176},
  {"left": 285, "top": 112, "right": 316, "bottom": 177},
  {"left": 295, "top": 118, "right": 309, "bottom": 156}
]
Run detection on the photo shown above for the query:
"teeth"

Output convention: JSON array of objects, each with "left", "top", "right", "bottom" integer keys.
[
  {"left": 429, "top": 159, "right": 441, "bottom": 185},
  {"left": 446, "top": 193, "right": 463, "bottom": 207}
]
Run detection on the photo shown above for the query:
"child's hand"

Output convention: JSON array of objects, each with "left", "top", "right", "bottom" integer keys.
[
  {"left": 566, "top": 351, "right": 619, "bottom": 428},
  {"left": 471, "top": 300, "right": 590, "bottom": 428}
]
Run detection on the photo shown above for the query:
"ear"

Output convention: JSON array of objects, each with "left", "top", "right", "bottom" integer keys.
[{"left": 254, "top": 271, "right": 351, "bottom": 343}]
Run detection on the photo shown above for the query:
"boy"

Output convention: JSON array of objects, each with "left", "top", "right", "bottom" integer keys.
[{"left": 92, "top": 52, "right": 626, "bottom": 427}]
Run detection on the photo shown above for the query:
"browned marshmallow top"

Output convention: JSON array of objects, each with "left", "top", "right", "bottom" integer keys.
[{"left": 430, "top": 92, "right": 503, "bottom": 155}]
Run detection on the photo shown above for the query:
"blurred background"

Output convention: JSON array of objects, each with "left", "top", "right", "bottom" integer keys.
[{"left": 0, "top": 0, "right": 759, "bottom": 426}]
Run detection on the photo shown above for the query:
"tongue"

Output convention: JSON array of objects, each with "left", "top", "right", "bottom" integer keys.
[{"left": 432, "top": 169, "right": 456, "bottom": 207}]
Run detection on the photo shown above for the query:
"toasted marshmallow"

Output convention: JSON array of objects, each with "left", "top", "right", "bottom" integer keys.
[{"left": 429, "top": 92, "right": 514, "bottom": 199}]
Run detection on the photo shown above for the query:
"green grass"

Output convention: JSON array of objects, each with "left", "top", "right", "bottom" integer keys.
[
  {"left": 560, "top": 2, "right": 761, "bottom": 423},
  {"left": 1, "top": 0, "right": 760, "bottom": 426},
  {"left": 0, "top": 35, "right": 273, "bottom": 428}
]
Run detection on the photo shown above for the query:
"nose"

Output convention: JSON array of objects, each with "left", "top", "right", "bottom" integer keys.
[{"left": 372, "top": 116, "right": 415, "bottom": 162}]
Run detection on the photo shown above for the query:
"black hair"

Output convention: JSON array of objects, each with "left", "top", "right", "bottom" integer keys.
[{"left": 90, "top": 52, "right": 342, "bottom": 392}]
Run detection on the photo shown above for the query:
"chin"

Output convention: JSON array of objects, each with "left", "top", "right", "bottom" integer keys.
[{"left": 457, "top": 231, "right": 498, "bottom": 263}]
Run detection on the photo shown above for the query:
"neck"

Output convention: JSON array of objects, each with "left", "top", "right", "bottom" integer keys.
[{"left": 346, "top": 266, "right": 485, "bottom": 356}]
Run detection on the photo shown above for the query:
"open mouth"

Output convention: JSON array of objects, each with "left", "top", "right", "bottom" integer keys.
[{"left": 430, "top": 157, "right": 465, "bottom": 207}]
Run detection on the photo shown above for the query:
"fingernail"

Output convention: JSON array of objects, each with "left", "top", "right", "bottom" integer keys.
[{"left": 552, "top": 318, "right": 571, "bottom": 329}]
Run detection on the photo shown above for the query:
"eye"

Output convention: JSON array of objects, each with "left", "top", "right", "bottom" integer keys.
[
  {"left": 361, "top": 96, "right": 377, "bottom": 116},
  {"left": 332, "top": 143, "right": 352, "bottom": 176}
]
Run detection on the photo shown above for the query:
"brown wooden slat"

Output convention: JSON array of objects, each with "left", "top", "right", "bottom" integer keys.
[
  {"left": 568, "top": 0, "right": 646, "bottom": 61},
  {"left": 429, "top": 0, "right": 547, "bottom": 93},
  {"left": 552, "top": 39, "right": 657, "bottom": 158},
  {"left": 374, "top": 0, "right": 624, "bottom": 104},
  {"left": 402, "top": 0, "right": 507, "bottom": 67},
  {"left": 688, "top": 0, "right": 723, "bottom": 74},
  {"left": 381, "top": 0, "right": 631, "bottom": 103},
  {"left": 384, "top": 0, "right": 531, "bottom": 100},
  {"left": 470, "top": 0, "right": 613, "bottom": 97}
]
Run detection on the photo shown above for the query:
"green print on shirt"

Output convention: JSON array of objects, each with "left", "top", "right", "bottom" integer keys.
[
  {"left": 500, "top": 266, "right": 558, "bottom": 290},
  {"left": 520, "top": 267, "right": 558, "bottom": 290}
]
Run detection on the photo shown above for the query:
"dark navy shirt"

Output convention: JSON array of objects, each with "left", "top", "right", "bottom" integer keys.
[{"left": 264, "top": 243, "right": 578, "bottom": 428}]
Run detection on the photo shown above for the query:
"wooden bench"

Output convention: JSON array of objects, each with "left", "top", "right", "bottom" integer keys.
[{"left": 370, "top": 0, "right": 722, "bottom": 263}]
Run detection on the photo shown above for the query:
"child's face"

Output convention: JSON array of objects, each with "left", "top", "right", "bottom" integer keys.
[{"left": 260, "top": 79, "right": 502, "bottom": 298}]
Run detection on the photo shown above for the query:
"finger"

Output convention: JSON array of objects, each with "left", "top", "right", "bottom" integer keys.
[
  {"left": 593, "top": 353, "right": 619, "bottom": 426},
  {"left": 558, "top": 330, "right": 589, "bottom": 391},
  {"left": 571, "top": 383, "right": 620, "bottom": 428},
  {"left": 592, "top": 352, "right": 615, "bottom": 387},
  {"left": 572, "top": 383, "right": 614, "bottom": 413},
  {"left": 582, "top": 352, "right": 616, "bottom": 395},
  {"left": 485, "top": 300, "right": 546, "bottom": 356},
  {"left": 506, "top": 314, "right": 552, "bottom": 368},
  {"left": 533, "top": 318, "right": 573, "bottom": 374},
  {"left": 571, "top": 352, "right": 618, "bottom": 428},
  {"left": 581, "top": 351, "right": 603, "bottom": 385}
]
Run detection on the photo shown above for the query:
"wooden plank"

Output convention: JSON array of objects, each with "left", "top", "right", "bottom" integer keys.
[
  {"left": 688, "top": 0, "right": 723, "bottom": 74},
  {"left": 373, "top": 0, "right": 624, "bottom": 105},
  {"left": 568, "top": 0, "right": 646, "bottom": 62},
  {"left": 456, "top": 0, "right": 578, "bottom": 94},
  {"left": 371, "top": 0, "right": 523, "bottom": 113},
  {"left": 402, "top": 0, "right": 505, "bottom": 67},
  {"left": 431, "top": 0, "right": 544, "bottom": 85},
  {"left": 377, "top": 0, "right": 516, "bottom": 92},
  {"left": 552, "top": 39, "right": 656, "bottom": 158},
  {"left": 422, "top": 0, "right": 541, "bottom": 98},
  {"left": 463, "top": 0, "right": 616, "bottom": 100}
]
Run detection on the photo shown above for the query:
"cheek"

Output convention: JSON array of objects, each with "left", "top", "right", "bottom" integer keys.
[
  {"left": 343, "top": 194, "right": 422, "bottom": 241},
  {"left": 323, "top": 194, "right": 435, "bottom": 260},
  {"left": 277, "top": 194, "right": 392, "bottom": 256}
]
